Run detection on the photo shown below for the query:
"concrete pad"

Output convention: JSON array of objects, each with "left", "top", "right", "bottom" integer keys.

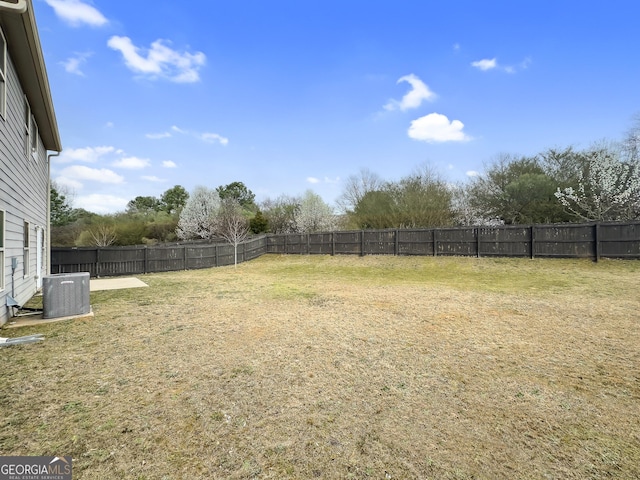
[
  {"left": 2, "top": 277, "right": 147, "bottom": 330},
  {"left": 90, "top": 277, "right": 149, "bottom": 291},
  {"left": 3, "top": 309, "right": 94, "bottom": 329}
]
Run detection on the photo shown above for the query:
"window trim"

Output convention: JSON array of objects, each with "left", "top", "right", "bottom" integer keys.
[
  {"left": 24, "top": 97, "right": 39, "bottom": 161},
  {"left": 0, "top": 26, "right": 7, "bottom": 120},
  {"left": 30, "top": 113, "right": 38, "bottom": 161},
  {"left": 24, "top": 96, "right": 31, "bottom": 157},
  {"left": 23, "top": 220, "right": 30, "bottom": 278}
]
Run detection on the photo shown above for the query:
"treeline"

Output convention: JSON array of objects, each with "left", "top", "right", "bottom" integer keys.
[
  {"left": 52, "top": 120, "right": 640, "bottom": 247},
  {"left": 50, "top": 181, "right": 337, "bottom": 246},
  {"left": 340, "top": 124, "right": 640, "bottom": 228}
]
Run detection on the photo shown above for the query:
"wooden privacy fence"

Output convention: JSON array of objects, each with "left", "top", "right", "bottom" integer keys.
[
  {"left": 51, "top": 236, "right": 268, "bottom": 277},
  {"left": 51, "top": 222, "right": 640, "bottom": 277},
  {"left": 267, "top": 222, "right": 640, "bottom": 260}
]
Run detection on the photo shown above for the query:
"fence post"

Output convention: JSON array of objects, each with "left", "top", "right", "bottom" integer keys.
[
  {"left": 395, "top": 229, "right": 399, "bottom": 256},
  {"left": 530, "top": 225, "right": 535, "bottom": 259},
  {"left": 594, "top": 223, "right": 600, "bottom": 262},
  {"left": 183, "top": 245, "right": 187, "bottom": 270},
  {"left": 96, "top": 248, "right": 101, "bottom": 277},
  {"left": 143, "top": 246, "right": 148, "bottom": 273},
  {"left": 433, "top": 229, "right": 438, "bottom": 257},
  {"left": 284, "top": 234, "right": 287, "bottom": 254},
  {"left": 361, "top": 230, "right": 365, "bottom": 256},
  {"left": 215, "top": 245, "right": 219, "bottom": 267},
  {"left": 331, "top": 232, "right": 335, "bottom": 256},
  {"left": 477, "top": 227, "right": 481, "bottom": 258},
  {"left": 307, "top": 233, "right": 310, "bottom": 254}
]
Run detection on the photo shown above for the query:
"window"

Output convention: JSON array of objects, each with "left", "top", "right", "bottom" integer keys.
[
  {"left": 24, "top": 97, "right": 31, "bottom": 156},
  {"left": 0, "top": 27, "right": 6, "bottom": 120},
  {"left": 31, "top": 114, "right": 38, "bottom": 160},
  {"left": 0, "top": 210, "right": 4, "bottom": 290},
  {"left": 23, "top": 221, "right": 30, "bottom": 277},
  {"left": 24, "top": 97, "right": 38, "bottom": 161}
]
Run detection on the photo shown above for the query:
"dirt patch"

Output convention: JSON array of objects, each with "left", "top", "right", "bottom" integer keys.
[{"left": 1, "top": 255, "right": 639, "bottom": 479}]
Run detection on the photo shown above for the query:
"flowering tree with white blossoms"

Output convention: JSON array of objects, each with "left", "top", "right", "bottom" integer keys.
[
  {"left": 294, "top": 190, "right": 337, "bottom": 233},
  {"left": 176, "top": 186, "right": 221, "bottom": 240},
  {"left": 554, "top": 144, "right": 640, "bottom": 221}
]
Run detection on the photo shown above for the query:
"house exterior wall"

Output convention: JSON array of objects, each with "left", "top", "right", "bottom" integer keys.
[{"left": 0, "top": 38, "right": 49, "bottom": 325}]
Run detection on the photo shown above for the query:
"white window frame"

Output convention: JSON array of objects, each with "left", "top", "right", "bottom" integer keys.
[
  {"left": 24, "top": 97, "right": 38, "bottom": 161},
  {"left": 30, "top": 113, "right": 38, "bottom": 161},
  {"left": 24, "top": 96, "right": 31, "bottom": 157},
  {"left": 23, "top": 220, "right": 30, "bottom": 278},
  {"left": 0, "top": 210, "right": 5, "bottom": 291},
  {"left": 0, "top": 27, "right": 7, "bottom": 120}
]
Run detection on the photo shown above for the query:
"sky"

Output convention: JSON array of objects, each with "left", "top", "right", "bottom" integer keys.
[{"left": 33, "top": 0, "right": 640, "bottom": 214}]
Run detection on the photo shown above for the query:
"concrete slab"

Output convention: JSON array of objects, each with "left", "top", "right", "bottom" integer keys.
[
  {"left": 2, "top": 309, "right": 95, "bottom": 329},
  {"left": 2, "top": 277, "right": 147, "bottom": 330},
  {"left": 90, "top": 277, "right": 149, "bottom": 291}
]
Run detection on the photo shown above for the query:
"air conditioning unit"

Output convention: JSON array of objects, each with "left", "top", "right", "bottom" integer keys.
[{"left": 42, "top": 272, "right": 91, "bottom": 319}]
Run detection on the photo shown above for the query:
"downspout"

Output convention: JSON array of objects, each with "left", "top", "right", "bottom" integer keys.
[
  {"left": 47, "top": 151, "right": 61, "bottom": 276},
  {"left": 0, "top": 1, "right": 28, "bottom": 14}
]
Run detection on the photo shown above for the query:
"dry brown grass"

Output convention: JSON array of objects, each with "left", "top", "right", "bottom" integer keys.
[{"left": 1, "top": 254, "right": 639, "bottom": 479}]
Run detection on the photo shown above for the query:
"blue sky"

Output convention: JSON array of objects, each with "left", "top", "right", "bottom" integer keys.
[{"left": 35, "top": 0, "right": 640, "bottom": 214}]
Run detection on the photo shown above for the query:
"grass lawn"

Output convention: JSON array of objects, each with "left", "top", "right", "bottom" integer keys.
[{"left": 1, "top": 254, "right": 639, "bottom": 479}]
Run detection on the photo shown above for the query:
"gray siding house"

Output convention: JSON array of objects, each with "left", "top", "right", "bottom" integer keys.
[{"left": 1, "top": 0, "right": 61, "bottom": 325}]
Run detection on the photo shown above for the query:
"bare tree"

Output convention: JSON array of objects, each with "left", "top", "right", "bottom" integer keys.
[
  {"left": 260, "top": 195, "right": 300, "bottom": 234},
  {"left": 622, "top": 113, "right": 640, "bottom": 163},
  {"left": 336, "top": 168, "right": 383, "bottom": 214},
  {"left": 450, "top": 183, "right": 501, "bottom": 226},
  {"left": 217, "top": 199, "right": 250, "bottom": 267},
  {"left": 89, "top": 223, "right": 117, "bottom": 246}
]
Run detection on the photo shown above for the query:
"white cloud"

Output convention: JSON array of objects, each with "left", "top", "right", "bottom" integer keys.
[
  {"left": 54, "top": 176, "right": 83, "bottom": 190},
  {"left": 471, "top": 58, "right": 497, "bottom": 71},
  {"left": 59, "top": 165, "right": 124, "bottom": 184},
  {"left": 156, "top": 125, "right": 228, "bottom": 145},
  {"left": 472, "top": 57, "right": 532, "bottom": 74},
  {"left": 384, "top": 74, "right": 437, "bottom": 111},
  {"left": 111, "top": 156, "right": 151, "bottom": 169},
  {"left": 105, "top": 122, "right": 114, "bottom": 128},
  {"left": 142, "top": 176, "right": 166, "bottom": 182},
  {"left": 56, "top": 146, "right": 115, "bottom": 163},
  {"left": 520, "top": 57, "right": 532, "bottom": 70},
  {"left": 107, "top": 36, "right": 206, "bottom": 83},
  {"left": 466, "top": 170, "right": 480, "bottom": 177},
  {"left": 162, "top": 160, "right": 177, "bottom": 168},
  {"left": 60, "top": 52, "right": 92, "bottom": 76},
  {"left": 408, "top": 113, "right": 471, "bottom": 143},
  {"left": 307, "top": 176, "right": 340, "bottom": 185},
  {"left": 75, "top": 194, "right": 129, "bottom": 214},
  {"left": 44, "top": 0, "right": 108, "bottom": 27},
  {"left": 146, "top": 132, "right": 172, "bottom": 140},
  {"left": 200, "top": 133, "right": 229, "bottom": 145}
]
